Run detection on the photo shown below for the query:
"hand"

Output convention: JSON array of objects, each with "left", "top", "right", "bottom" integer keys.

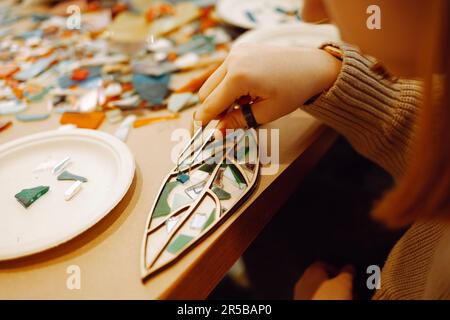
[{"left": 195, "top": 43, "right": 341, "bottom": 130}]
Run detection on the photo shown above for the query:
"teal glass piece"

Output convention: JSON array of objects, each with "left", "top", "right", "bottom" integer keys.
[
  {"left": 167, "top": 234, "right": 194, "bottom": 254},
  {"left": 176, "top": 173, "right": 190, "bottom": 184},
  {"left": 16, "top": 113, "right": 50, "bottom": 122},
  {"left": 15, "top": 185, "right": 49, "bottom": 208},
  {"left": 25, "top": 86, "right": 51, "bottom": 102},
  {"left": 153, "top": 181, "right": 180, "bottom": 218},
  {"left": 212, "top": 186, "right": 231, "bottom": 200},
  {"left": 57, "top": 170, "right": 88, "bottom": 183},
  {"left": 14, "top": 53, "right": 57, "bottom": 81}
]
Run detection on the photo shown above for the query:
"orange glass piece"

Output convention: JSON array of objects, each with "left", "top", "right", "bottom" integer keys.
[
  {"left": 71, "top": 68, "right": 90, "bottom": 81},
  {"left": 0, "top": 121, "right": 12, "bottom": 133},
  {"left": 167, "top": 52, "right": 177, "bottom": 62},
  {"left": 112, "top": 3, "right": 128, "bottom": 17},
  {"left": 133, "top": 113, "right": 179, "bottom": 128},
  {"left": 60, "top": 112, "right": 105, "bottom": 129},
  {"left": 0, "top": 64, "right": 19, "bottom": 79}
]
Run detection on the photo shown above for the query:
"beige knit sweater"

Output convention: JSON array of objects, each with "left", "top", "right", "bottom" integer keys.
[{"left": 300, "top": 44, "right": 450, "bottom": 299}]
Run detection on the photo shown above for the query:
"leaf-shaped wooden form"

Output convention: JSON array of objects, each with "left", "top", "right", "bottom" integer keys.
[{"left": 141, "top": 128, "right": 260, "bottom": 280}]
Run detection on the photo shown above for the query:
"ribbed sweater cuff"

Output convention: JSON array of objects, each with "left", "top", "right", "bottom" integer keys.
[{"left": 300, "top": 43, "right": 422, "bottom": 179}]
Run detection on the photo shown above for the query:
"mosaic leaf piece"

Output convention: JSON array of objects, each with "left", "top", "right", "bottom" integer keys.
[
  {"left": 212, "top": 186, "right": 231, "bottom": 200},
  {"left": 167, "top": 234, "right": 194, "bottom": 254},
  {"left": 176, "top": 173, "right": 190, "bottom": 184},
  {"left": 142, "top": 128, "right": 260, "bottom": 280},
  {"left": 201, "top": 209, "right": 216, "bottom": 232},
  {"left": 153, "top": 181, "right": 180, "bottom": 218}
]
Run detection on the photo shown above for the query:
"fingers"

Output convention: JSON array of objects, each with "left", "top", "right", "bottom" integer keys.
[
  {"left": 217, "top": 99, "right": 273, "bottom": 132},
  {"left": 294, "top": 262, "right": 331, "bottom": 300},
  {"left": 198, "top": 61, "right": 227, "bottom": 101},
  {"left": 195, "top": 74, "right": 241, "bottom": 125},
  {"left": 312, "top": 269, "right": 354, "bottom": 300}
]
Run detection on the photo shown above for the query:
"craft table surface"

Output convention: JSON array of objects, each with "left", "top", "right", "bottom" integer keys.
[{"left": 0, "top": 107, "right": 336, "bottom": 299}]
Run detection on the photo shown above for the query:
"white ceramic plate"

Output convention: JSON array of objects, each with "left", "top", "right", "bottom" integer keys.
[
  {"left": 234, "top": 22, "right": 341, "bottom": 48},
  {"left": 217, "top": 0, "right": 304, "bottom": 29},
  {"left": 0, "top": 129, "right": 135, "bottom": 260}
]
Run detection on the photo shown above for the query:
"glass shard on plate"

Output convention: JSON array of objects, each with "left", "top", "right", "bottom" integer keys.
[{"left": 15, "top": 185, "right": 49, "bottom": 208}]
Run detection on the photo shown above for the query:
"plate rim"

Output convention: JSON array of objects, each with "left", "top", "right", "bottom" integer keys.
[
  {"left": 0, "top": 128, "right": 135, "bottom": 261},
  {"left": 217, "top": 0, "right": 304, "bottom": 29}
]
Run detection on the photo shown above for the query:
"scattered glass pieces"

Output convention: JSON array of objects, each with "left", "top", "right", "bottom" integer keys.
[
  {"left": 0, "top": 64, "right": 19, "bottom": 78},
  {"left": 60, "top": 111, "right": 105, "bottom": 129},
  {"left": 16, "top": 113, "right": 50, "bottom": 122},
  {"left": 58, "top": 66, "right": 102, "bottom": 89},
  {"left": 104, "top": 83, "right": 122, "bottom": 97},
  {"left": 114, "top": 114, "right": 136, "bottom": 142},
  {"left": 0, "top": 100, "right": 27, "bottom": 115},
  {"left": 76, "top": 90, "right": 98, "bottom": 113},
  {"left": 14, "top": 53, "right": 57, "bottom": 81},
  {"left": 0, "top": 120, "right": 12, "bottom": 133},
  {"left": 57, "top": 170, "right": 88, "bottom": 183},
  {"left": 168, "top": 64, "right": 217, "bottom": 93},
  {"left": 109, "top": 95, "right": 140, "bottom": 109},
  {"left": 15, "top": 185, "right": 49, "bottom": 208},
  {"left": 71, "top": 68, "right": 90, "bottom": 81},
  {"left": 33, "top": 158, "right": 58, "bottom": 173},
  {"left": 52, "top": 156, "right": 71, "bottom": 174},
  {"left": 132, "top": 113, "right": 179, "bottom": 128},
  {"left": 132, "top": 73, "right": 170, "bottom": 106},
  {"left": 105, "top": 109, "right": 123, "bottom": 124},
  {"left": 167, "top": 92, "right": 194, "bottom": 112},
  {"left": 64, "top": 180, "right": 83, "bottom": 201}
]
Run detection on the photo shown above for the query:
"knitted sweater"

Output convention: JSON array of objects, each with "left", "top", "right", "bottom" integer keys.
[{"left": 300, "top": 44, "right": 450, "bottom": 299}]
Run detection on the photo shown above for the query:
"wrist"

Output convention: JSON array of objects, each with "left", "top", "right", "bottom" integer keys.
[{"left": 303, "top": 47, "right": 342, "bottom": 104}]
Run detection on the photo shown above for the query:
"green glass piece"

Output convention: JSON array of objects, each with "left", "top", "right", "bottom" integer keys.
[
  {"left": 212, "top": 186, "right": 231, "bottom": 200},
  {"left": 153, "top": 181, "right": 179, "bottom": 218},
  {"left": 167, "top": 234, "right": 194, "bottom": 254},
  {"left": 201, "top": 209, "right": 216, "bottom": 232},
  {"left": 198, "top": 163, "right": 216, "bottom": 173},
  {"left": 171, "top": 192, "right": 192, "bottom": 210},
  {"left": 15, "top": 185, "right": 49, "bottom": 208},
  {"left": 57, "top": 170, "right": 88, "bottom": 182},
  {"left": 228, "top": 164, "right": 246, "bottom": 185},
  {"left": 236, "top": 145, "right": 250, "bottom": 162}
]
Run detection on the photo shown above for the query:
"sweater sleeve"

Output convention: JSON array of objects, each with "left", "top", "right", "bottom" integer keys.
[{"left": 300, "top": 43, "right": 423, "bottom": 180}]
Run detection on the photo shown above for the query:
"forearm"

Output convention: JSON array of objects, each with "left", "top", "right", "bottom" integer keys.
[{"left": 300, "top": 43, "right": 422, "bottom": 180}]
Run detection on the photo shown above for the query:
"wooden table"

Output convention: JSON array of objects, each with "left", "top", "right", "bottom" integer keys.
[{"left": 0, "top": 106, "right": 336, "bottom": 299}]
